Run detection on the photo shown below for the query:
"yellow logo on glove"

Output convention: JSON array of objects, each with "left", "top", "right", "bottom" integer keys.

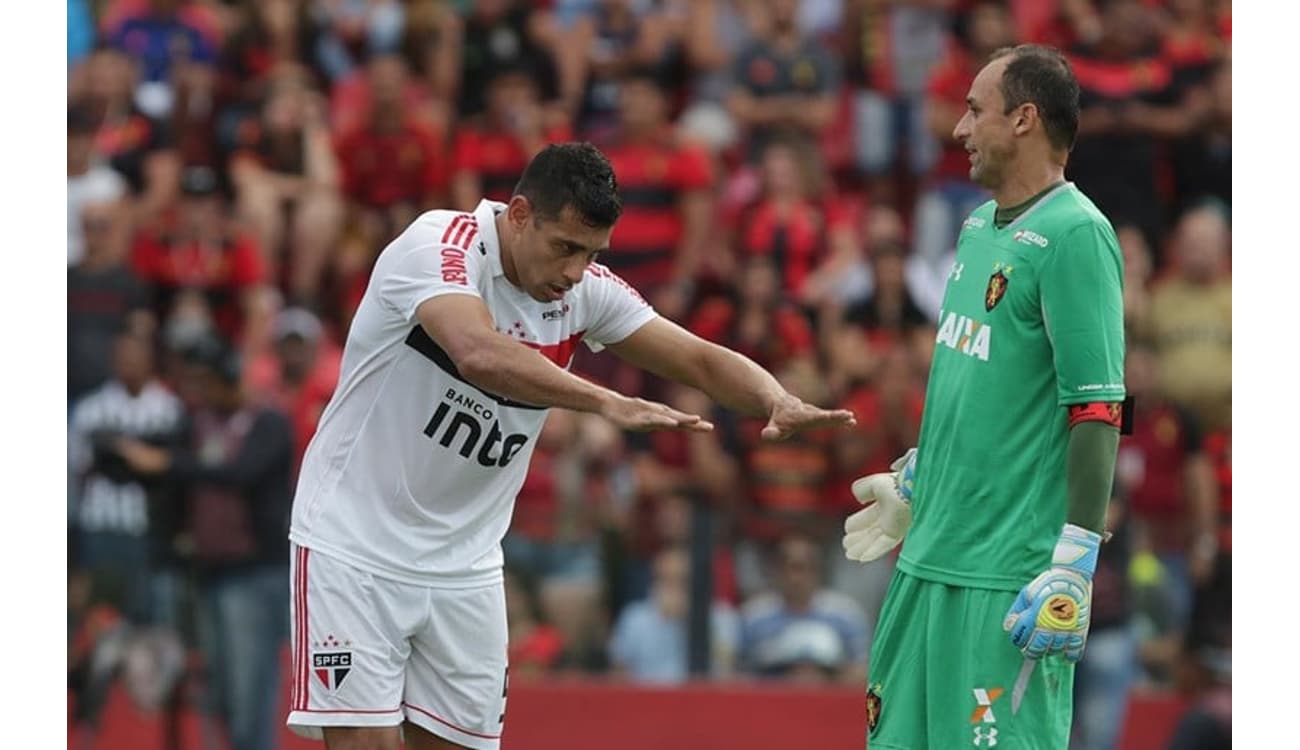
[{"left": 1037, "top": 594, "right": 1079, "bottom": 630}]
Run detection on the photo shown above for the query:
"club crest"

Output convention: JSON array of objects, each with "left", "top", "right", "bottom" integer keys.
[{"left": 985, "top": 269, "right": 1009, "bottom": 311}]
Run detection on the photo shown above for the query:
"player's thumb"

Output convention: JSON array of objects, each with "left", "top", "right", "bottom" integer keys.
[
  {"left": 850, "top": 476, "right": 876, "bottom": 504},
  {"left": 760, "top": 417, "right": 784, "bottom": 441}
]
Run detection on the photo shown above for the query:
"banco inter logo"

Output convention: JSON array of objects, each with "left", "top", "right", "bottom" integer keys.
[{"left": 424, "top": 387, "right": 529, "bottom": 467}]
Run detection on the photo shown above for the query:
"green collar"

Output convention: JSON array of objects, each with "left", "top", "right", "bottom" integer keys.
[{"left": 994, "top": 181, "right": 1067, "bottom": 229}]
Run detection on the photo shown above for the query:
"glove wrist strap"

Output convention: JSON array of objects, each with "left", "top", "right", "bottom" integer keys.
[{"left": 1052, "top": 523, "right": 1103, "bottom": 580}]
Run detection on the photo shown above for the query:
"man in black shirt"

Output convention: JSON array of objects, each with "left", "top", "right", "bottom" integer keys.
[
  {"left": 116, "top": 339, "right": 293, "bottom": 750},
  {"left": 68, "top": 199, "right": 151, "bottom": 405}
]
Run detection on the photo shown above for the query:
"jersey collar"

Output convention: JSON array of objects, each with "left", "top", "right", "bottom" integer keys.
[{"left": 473, "top": 199, "right": 508, "bottom": 278}]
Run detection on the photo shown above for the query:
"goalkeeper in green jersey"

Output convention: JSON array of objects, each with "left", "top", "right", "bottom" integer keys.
[{"left": 841, "top": 45, "right": 1125, "bottom": 750}]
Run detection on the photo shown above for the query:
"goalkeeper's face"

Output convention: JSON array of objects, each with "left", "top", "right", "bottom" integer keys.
[{"left": 953, "top": 56, "right": 1017, "bottom": 190}]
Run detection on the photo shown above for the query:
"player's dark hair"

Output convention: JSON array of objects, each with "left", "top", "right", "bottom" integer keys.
[
  {"left": 991, "top": 44, "right": 1080, "bottom": 152},
  {"left": 513, "top": 142, "right": 622, "bottom": 228}
]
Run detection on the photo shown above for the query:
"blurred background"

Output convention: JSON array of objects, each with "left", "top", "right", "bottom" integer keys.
[{"left": 66, "top": 0, "right": 1230, "bottom": 748}]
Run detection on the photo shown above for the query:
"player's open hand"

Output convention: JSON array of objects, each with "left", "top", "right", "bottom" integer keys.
[
  {"left": 601, "top": 394, "right": 715, "bottom": 433},
  {"left": 761, "top": 396, "right": 857, "bottom": 441}
]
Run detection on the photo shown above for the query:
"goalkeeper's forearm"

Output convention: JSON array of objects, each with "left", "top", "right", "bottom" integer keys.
[{"left": 1065, "top": 421, "right": 1120, "bottom": 534}]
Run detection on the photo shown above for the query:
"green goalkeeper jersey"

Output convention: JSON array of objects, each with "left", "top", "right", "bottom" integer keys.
[{"left": 898, "top": 182, "right": 1126, "bottom": 591}]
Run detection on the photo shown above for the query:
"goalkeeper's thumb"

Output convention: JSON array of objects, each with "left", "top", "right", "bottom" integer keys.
[{"left": 843, "top": 473, "right": 911, "bottom": 563}]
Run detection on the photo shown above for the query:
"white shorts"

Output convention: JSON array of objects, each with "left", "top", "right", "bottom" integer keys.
[{"left": 286, "top": 544, "right": 509, "bottom": 750}]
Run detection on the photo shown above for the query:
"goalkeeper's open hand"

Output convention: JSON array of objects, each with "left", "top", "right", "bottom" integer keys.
[
  {"left": 1002, "top": 524, "right": 1102, "bottom": 662},
  {"left": 842, "top": 448, "right": 916, "bottom": 563}
]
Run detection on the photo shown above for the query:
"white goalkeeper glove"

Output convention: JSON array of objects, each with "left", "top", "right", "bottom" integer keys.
[{"left": 842, "top": 448, "right": 917, "bottom": 563}]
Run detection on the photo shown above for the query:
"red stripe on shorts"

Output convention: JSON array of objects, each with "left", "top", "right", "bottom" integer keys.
[
  {"left": 291, "top": 547, "right": 298, "bottom": 710},
  {"left": 403, "top": 702, "right": 502, "bottom": 740},
  {"left": 296, "top": 547, "right": 310, "bottom": 711}
]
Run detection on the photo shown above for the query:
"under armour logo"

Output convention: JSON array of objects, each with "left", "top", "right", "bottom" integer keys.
[
  {"left": 972, "top": 726, "right": 999, "bottom": 747},
  {"left": 970, "top": 688, "right": 1004, "bottom": 724},
  {"left": 952, "top": 262, "right": 965, "bottom": 281}
]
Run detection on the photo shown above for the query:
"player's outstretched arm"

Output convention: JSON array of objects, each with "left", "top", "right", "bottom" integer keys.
[
  {"left": 605, "top": 316, "right": 855, "bottom": 440},
  {"left": 416, "top": 295, "right": 713, "bottom": 433}
]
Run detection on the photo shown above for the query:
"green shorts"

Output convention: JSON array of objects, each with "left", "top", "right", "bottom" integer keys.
[{"left": 866, "top": 569, "right": 1074, "bottom": 749}]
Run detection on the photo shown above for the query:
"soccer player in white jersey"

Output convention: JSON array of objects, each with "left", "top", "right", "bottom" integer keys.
[{"left": 286, "top": 143, "right": 856, "bottom": 750}]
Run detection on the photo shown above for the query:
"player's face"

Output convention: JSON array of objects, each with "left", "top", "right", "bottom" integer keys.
[
  {"left": 953, "top": 57, "right": 1017, "bottom": 189},
  {"left": 508, "top": 198, "right": 612, "bottom": 303}
]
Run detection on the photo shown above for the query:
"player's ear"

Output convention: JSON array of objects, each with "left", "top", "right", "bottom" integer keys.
[
  {"left": 506, "top": 195, "right": 533, "bottom": 234},
  {"left": 1012, "top": 102, "right": 1036, "bottom": 137}
]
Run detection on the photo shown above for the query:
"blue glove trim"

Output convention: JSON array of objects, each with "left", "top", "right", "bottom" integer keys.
[{"left": 1052, "top": 523, "right": 1102, "bottom": 580}]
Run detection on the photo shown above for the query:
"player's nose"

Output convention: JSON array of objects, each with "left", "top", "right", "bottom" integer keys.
[
  {"left": 561, "top": 263, "right": 585, "bottom": 287},
  {"left": 953, "top": 113, "right": 971, "bottom": 142}
]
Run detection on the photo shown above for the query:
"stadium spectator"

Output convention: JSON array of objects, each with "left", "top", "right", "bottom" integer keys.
[
  {"left": 69, "top": 103, "right": 130, "bottom": 269},
  {"left": 730, "top": 363, "right": 838, "bottom": 595},
  {"left": 738, "top": 534, "right": 868, "bottom": 685},
  {"left": 1118, "top": 222, "right": 1155, "bottom": 335},
  {"left": 312, "top": 0, "right": 406, "bottom": 82},
  {"left": 615, "top": 387, "right": 741, "bottom": 607},
  {"left": 601, "top": 65, "right": 715, "bottom": 319},
  {"left": 726, "top": 0, "right": 842, "bottom": 162},
  {"left": 1172, "top": 58, "right": 1230, "bottom": 214},
  {"left": 608, "top": 545, "right": 740, "bottom": 684},
  {"left": 729, "top": 136, "right": 834, "bottom": 298},
  {"left": 114, "top": 338, "right": 293, "bottom": 750},
  {"left": 676, "top": 0, "right": 760, "bottom": 108},
  {"left": 1144, "top": 203, "right": 1231, "bottom": 433},
  {"left": 687, "top": 255, "right": 817, "bottom": 377},
  {"left": 228, "top": 73, "right": 343, "bottom": 306},
  {"left": 76, "top": 46, "right": 182, "bottom": 221},
  {"left": 838, "top": 238, "right": 931, "bottom": 350},
  {"left": 841, "top": 0, "right": 947, "bottom": 186},
  {"left": 1115, "top": 341, "right": 1218, "bottom": 684},
  {"left": 1072, "top": 498, "right": 1138, "bottom": 750},
  {"left": 559, "top": 0, "right": 680, "bottom": 140},
  {"left": 244, "top": 306, "right": 342, "bottom": 470},
  {"left": 502, "top": 409, "right": 607, "bottom": 669},
  {"left": 1066, "top": 0, "right": 1198, "bottom": 250},
  {"left": 68, "top": 328, "right": 187, "bottom": 626},
  {"left": 69, "top": 0, "right": 98, "bottom": 66},
  {"left": 458, "top": 0, "right": 564, "bottom": 119},
  {"left": 909, "top": 1, "right": 1014, "bottom": 297},
  {"left": 826, "top": 343, "right": 924, "bottom": 629},
  {"left": 68, "top": 197, "right": 152, "bottom": 404},
  {"left": 451, "top": 65, "right": 573, "bottom": 211},
  {"left": 106, "top": 0, "right": 217, "bottom": 119},
  {"left": 1165, "top": 590, "right": 1231, "bottom": 750},
  {"left": 217, "top": 0, "right": 328, "bottom": 110},
  {"left": 334, "top": 54, "right": 449, "bottom": 245},
  {"left": 398, "top": 0, "right": 464, "bottom": 102},
  {"left": 831, "top": 343, "right": 925, "bottom": 492},
  {"left": 504, "top": 567, "right": 568, "bottom": 680},
  {"left": 131, "top": 165, "right": 268, "bottom": 343}
]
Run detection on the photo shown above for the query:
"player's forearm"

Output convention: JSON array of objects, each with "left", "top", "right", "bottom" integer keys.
[
  {"left": 457, "top": 334, "right": 619, "bottom": 415},
  {"left": 690, "top": 342, "right": 789, "bottom": 419},
  {"left": 1064, "top": 421, "right": 1120, "bottom": 534}
]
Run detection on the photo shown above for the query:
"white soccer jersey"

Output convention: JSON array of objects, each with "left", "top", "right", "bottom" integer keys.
[{"left": 289, "top": 200, "right": 656, "bottom": 587}]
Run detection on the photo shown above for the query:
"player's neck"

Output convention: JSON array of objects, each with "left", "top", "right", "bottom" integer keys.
[
  {"left": 992, "top": 162, "right": 1066, "bottom": 209},
  {"left": 496, "top": 212, "right": 522, "bottom": 287}
]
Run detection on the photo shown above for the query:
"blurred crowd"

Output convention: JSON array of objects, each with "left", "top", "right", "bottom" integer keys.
[{"left": 67, "top": 1, "right": 1231, "bottom": 749}]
